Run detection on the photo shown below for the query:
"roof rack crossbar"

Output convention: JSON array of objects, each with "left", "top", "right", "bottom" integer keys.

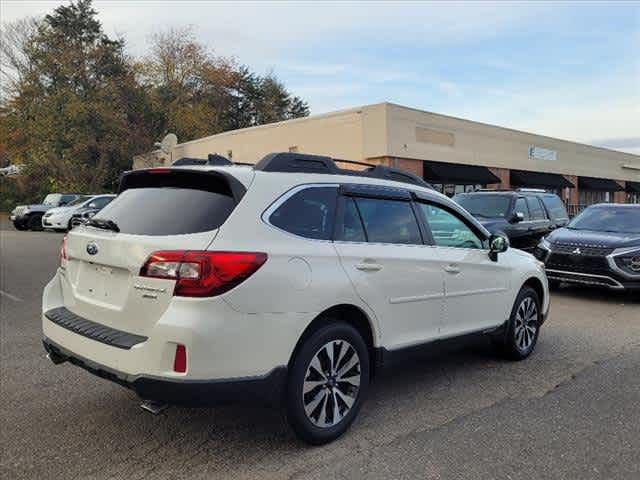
[{"left": 254, "top": 152, "right": 433, "bottom": 189}]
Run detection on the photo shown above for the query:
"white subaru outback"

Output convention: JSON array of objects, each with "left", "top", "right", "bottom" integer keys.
[{"left": 42, "top": 153, "right": 549, "bottom": 444}]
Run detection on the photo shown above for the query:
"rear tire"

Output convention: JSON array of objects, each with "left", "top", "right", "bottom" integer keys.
[
  {"left": 496, "top": 286, "right": 541, "bottom": 360},
  {"left": 285, "top": 320, "right": 369, "bottom": 445},
  {"left": 27, "top": 214, "right": 43, "bottom": 231}
]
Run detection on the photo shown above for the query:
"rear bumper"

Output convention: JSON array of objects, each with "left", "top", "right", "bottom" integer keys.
[{"left": 43, "top": 337, "right": 287, "bottom": 407}]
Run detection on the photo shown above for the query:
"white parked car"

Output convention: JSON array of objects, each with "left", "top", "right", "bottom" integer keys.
[
  {"left": 42, "top": 153, "right": 549, "bottom": 444},
  {"left": 42, "top": 194, "right": 115, "bottom": 231}
]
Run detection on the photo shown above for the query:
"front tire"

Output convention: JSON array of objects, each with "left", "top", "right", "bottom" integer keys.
[
  {"left": 286, "top": 321, "right": 369, "bottom": 445},
  {"left": 27, "top": 214, "right": 44, "bottom": 231},
  {"left": 497, "top": 286, "right": 541, "bottom": 360},
  {"left": 13, "top": 221, "right": 27, "bottom": 231}
]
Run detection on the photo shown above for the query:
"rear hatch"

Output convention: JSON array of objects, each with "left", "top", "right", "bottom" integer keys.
[{"left": 61, "top": 168, "right": 250, "bottom": 336}]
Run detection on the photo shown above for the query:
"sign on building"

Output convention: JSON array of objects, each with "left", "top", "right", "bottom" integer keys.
[{"left": 528, "top": 146, "right": 557, "bottom": 161}]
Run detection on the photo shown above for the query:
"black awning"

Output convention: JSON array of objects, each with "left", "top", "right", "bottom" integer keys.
[
  {"left": 510, "top": 170, "right": 574, "bottom": 189},
  {"left": 578, "top": 176, "right": 625, "bottom": 192},
  {"left": 626, "top": 181, "right": 640, "bottom": 193},
  {"left": 422, "top": 160, "right": 500, "bottom": 185}
]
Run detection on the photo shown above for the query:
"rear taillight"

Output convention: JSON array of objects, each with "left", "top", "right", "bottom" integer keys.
[
  {"left": 60, "top": 235, "right": 68, "bottom": 268},
  {"left": 139, "top": 251, "right": 267, "bottom": 297}
]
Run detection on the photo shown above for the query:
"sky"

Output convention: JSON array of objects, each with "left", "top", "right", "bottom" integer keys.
[{"left": 2, "top": 1, "right": 639, "bottom": 154}]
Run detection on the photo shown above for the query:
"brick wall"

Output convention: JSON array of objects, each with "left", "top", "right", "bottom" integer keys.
[{"left": 488, "top": 167, "right": 510, "bottom": 190}]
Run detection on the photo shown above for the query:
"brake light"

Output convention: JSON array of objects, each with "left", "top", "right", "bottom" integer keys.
[
  {"left": 139, "top": 251, "right": 267, "bottom": 297},
  {"left": 147, "top": 168, "right": 171, "bottom": 174},
  {"left": 60, "top": 235, "right": 68, "bottom": 268}
]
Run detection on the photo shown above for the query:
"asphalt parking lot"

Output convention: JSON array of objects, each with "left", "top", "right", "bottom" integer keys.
[{"left": 1, "top": 220, "right": 639, "bottom": 480}]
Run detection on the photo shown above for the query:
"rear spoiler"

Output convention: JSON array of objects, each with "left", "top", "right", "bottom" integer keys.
[{"left": 117, "top": 168, "right": 247, "bottom": 203}]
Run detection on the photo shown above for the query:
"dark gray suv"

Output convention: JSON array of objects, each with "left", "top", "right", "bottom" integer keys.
[{"left": 454, "top": 190, "right": 570, "bottom": 252}]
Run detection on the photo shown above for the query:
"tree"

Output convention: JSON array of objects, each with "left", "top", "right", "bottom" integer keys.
[
  {"left": 139, "top": 28, "right": 310, "bottom": 140},
  {"left": 1, "top": 0, "right": 154, "bottom": 195},
  {"left": 0, "top": 0, "right": 310, "bottom": 208}
]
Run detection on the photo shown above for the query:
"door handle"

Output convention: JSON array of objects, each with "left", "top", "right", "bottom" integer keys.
[
  {"left": 355, "top": 261, "right": 383, "bottom": 272},
  {"left": 444, "top": 264, "right": 461, "bottom": 274}
]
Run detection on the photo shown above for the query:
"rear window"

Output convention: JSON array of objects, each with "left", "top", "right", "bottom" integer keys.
[
  {"left": 92, "top": 171, "right": 238, "bottom": 235},
  {"left": 540, "top": 195, "right": 569, "bottom": 220}
]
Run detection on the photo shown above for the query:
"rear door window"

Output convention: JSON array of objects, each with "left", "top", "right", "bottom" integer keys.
[
  {"left": 540, "top": 195, "right": 569, "bottom": 221},
  {"left": 354, "top": 197, "right": 422, "bottom": 244},
  {"left": 93, "top": 171, "right": 238, "bottom": 236},
  {"left": 526, "top": 197, "right": 547, "bottom": 220},
  {"left": 335, "top": 197, "right": 367, "bottom": 242},
  {"left": 269, "top": 186, "right": 337, "bottom": 240},
  {"left": 514, "top": 198, "right": 530, "bottom": 220}
]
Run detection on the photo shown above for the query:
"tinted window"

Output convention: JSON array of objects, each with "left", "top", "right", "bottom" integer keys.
[
  {"left": 94, "top": 188, "right": 235, "bottom": 236},
  {"left": 540, "top": 195, "right": 568, "bottom": 220},
  {"left": 90, "top": 197, "right": 113, "bottom": 209},
  {"left": 355, "top": 197, "right": 421, "bottom": 244},
  {"left": 568, "top": 206, "right": 640, "bottom": 234},
  {"left": 67, "top": 195, "right": 92, "bottom": 207},
  {"left": 418, "top": 203, "right": 483, "bottom": 249},
  {"left": 270, "top": 187, "right": 337, "bottom": 240},
  {"left": 514, "top": 198, "right": 530, "bottom": 220},
  {"left": 336, "top": 197, "right": 366, "bottom": 242},
  {"left": 60, "top": 194, "right": 78, "bottom": 204},
  {"left": 526, "top": 197, "right": 546, "bottom": 220},
  {"left": 453, "top": 194, "right": 511, "bottom": 219}
]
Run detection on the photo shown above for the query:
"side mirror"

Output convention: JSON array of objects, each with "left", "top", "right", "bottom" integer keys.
[
  {"left": 510, "top": 211, "right": 525, "bottom": 223},
  {"left": 489, "top": 233, "right": 509, "bottom": 261},
  {"left": 59, "top": 201, "right": 68, "bottom": 206},
  {"left": 88, "top": 202, "right": 97, "bottom": 208}
]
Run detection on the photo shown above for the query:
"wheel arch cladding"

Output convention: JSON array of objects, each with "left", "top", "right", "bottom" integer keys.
[
  {"left": 523, "top": 277, "right": 544, "bottom": 305},
  {"left": 289, "top": 304, "right": 375, "bottom": 371}
]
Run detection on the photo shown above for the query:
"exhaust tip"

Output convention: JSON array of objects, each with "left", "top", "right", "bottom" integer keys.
[
  {"left": 46, "top": 351, "right": 68, "bottom": 365},
  {"left": 140, "top": 399, "right": 169, "bottom": 415}
]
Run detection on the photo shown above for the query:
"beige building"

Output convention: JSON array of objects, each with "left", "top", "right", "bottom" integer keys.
[{"left": 135, "top": 102, "right": 640, "bottom": 209}]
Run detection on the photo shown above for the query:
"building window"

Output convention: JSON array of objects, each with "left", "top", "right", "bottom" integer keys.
[
  {"left": 579, "top": 190, "right": 610, "bottom": 206},
  {"left": 628, "top": 192, "right": 639, "bottom": 204}
]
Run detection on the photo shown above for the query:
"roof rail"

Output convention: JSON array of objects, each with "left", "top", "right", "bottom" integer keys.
[{"left": 254, "top": 152, "right": 433, "bottom": 189}]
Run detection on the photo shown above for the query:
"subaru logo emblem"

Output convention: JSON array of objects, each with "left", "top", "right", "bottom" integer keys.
[
  {"left": 572, "top": 247, "right": 582, "bottom": 255},
  {"left": 86, "top": 242, "right": 98, "bottom": 255}
]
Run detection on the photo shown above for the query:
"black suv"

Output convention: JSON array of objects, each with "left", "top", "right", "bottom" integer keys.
[
  {"left": 454, "top": 190, "right": 570, "bottom": 251},
  {"left": 535, "top": 204, "right": 640, "bottom": 290}
]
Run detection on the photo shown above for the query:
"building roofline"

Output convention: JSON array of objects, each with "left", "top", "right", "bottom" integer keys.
[
  {"left": 380, "top": 102, "right": 639, "bottom": 159},
  {"left": 174, "top": 104, "right": 370, "bottom": 149}
]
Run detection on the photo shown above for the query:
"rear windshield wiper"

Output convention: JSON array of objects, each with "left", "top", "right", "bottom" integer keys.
[{"left": 87, "top": 218, "right": 120, "bottom": 232}]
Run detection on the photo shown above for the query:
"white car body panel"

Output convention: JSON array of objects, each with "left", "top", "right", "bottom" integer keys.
[{"left": 42, "top": 166, "right": 549, "bottom": 387}]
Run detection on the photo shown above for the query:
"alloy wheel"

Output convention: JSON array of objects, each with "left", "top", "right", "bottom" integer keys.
[
  {"left": 302, "top": 340, "right": 361, "bottom": 428},
  {"left": 514, "top": 296, "right": 538, "bottom": 351}
]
